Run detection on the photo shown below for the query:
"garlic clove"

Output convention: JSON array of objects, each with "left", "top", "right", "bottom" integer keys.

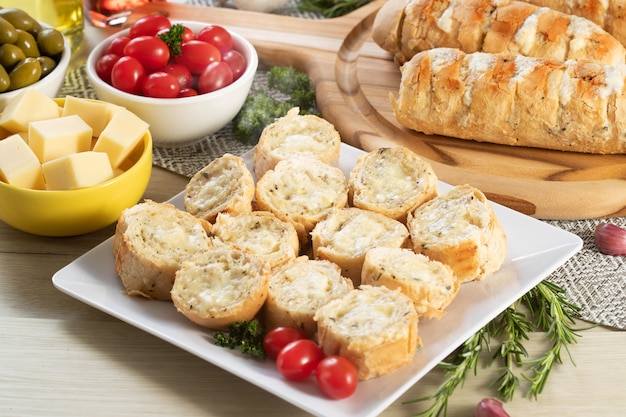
[
  {"left": 474, "top": 398, "right": 511, "bottom": 417},
  {"left": 594, "top": 222, "right": 626, "bottom": 256}
]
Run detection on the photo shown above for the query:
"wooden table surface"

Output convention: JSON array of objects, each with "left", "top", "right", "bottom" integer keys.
[{"left": 2, "top": 16, "right": 626, "bottom": 417}]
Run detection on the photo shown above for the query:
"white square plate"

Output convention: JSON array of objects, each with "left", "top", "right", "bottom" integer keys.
[{"left": 53, "top": 143, "right": 582, "bottom": 417}]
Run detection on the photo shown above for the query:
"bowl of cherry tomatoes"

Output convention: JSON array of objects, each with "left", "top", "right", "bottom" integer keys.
[{"left": 86, "top": 14, "right": 258, "bottom": 147}]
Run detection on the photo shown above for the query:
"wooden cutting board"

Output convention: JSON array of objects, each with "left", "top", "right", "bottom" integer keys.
[{"left": 128, "top": 0, "right": 626, "bottom": 220}]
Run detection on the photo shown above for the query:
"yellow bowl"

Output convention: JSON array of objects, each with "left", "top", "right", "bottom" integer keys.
[{"left": 0, "top": 100, "right": 152, "bottom": 237}]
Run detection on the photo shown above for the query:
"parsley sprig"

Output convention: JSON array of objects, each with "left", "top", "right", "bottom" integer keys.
[
  {"left": 214, "top": 319, "right": 267, "bottom": 359},
  {"left": 158, "top": 23, "right": 185, "bottom": 56},
  {"left": 298, "top": 0, "right": 375, "bottom": 18},
  {"left": 408, "top": 280, "right": 590, "bottom": 417}
]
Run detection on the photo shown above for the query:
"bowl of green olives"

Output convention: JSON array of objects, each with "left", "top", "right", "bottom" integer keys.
[{"left": 0, "top": 7, "right": 70, "bottom": 111}]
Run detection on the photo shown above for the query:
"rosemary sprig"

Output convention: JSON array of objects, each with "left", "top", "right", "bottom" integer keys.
[
  {"left": 298, "top": 0, "right": 375, "bottom": 18},
  {"left": 408, "top": 280, "right": 589, "bottom": 416}
]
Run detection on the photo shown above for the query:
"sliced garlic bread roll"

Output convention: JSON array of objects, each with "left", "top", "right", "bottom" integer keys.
[
  {"left": 171, "top": 248, "right": 270, "bottom": 330},
  {"left": 314, "top": 285, "right": 421, "bottom": 380},
  {"left": 211, "top": 211, "right": 299, "bottom": 270},
  {"left": 361, "top": 247, "right": 459, "bottom": 319},
  {"left": 407, "top": 184, "right": 507, "bottom": 283},
  {"left": 349, "top": 147, "right": 438, "bottom": 223},
  {"left": 311, "top": 207, "right": 410, "bottom": 285},
  {"left": 255, "top": 157, "right": 348, "bottom": 243},
  {"left": 263, "top": 256, "right": 354, "bottom": 337},
  {"left": 113, "top": 200, "right": 212, "bottom": 300},
  {"left": 253, "top": 107, "right": 341, "bottom": 179},
  {"left": 184, "top": 153, "right": 255, "bottom": 223}
]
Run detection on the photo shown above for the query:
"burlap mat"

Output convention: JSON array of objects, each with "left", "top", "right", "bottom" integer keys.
[{"left": 62, "top": 0, "right": 626, "bottom": 330}]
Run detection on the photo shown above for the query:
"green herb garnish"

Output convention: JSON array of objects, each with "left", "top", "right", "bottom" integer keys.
[
  {"left": 214, "top": 319, "right": 267, "bottom": 359},
  {"left": 158, "top": 23, "right": 185, "bottom": 56},
  {"left": 299, "top": 0, "right": 375, "bottom": 18}
]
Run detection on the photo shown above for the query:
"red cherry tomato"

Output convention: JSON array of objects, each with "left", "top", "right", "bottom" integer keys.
[
  {"left": 222, "top": 49, "right": 247, "bottom": 81},
  {"left": 175, "top": 40, "right": 221, "bottom": 74},
  {"left": 104, "top": 35, "right": 130, "bottom": 56},
  {"left": 95, "top": 53, "right": 120, "bottom": 83},
  {"left": 159, "top": 63, "right": 193, "bottom": 89},
  {"left": 197, "top": 61, "right": 233, "bottom": 94},
  {"left": 111, "top": 56, "right": 146, "bottom": 94},
  {"left": 315, "top": 356, "right": 358, "bottom": 400},
  {"left": 129, "top": 14, "right": 171, "bottom": 38},
  {"left": 123, "top": 36, "right": 170, "bottom": 71},
  {"left": 197, "top": 24, "right": 234, "bottom": 55},
  {"left": 263, "top": 327, "right": 308, "bottom": 359},
  {"left": 276, "top": 339, "right": 324, "bottom": 381},
  {"left": 142, "top": 72, "right": 180, "bottom": 98},
  {"left": 178, "top": 88, "right": 198, "bottom": 98}
]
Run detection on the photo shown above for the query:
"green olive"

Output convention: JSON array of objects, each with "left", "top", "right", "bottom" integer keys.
[
  {"left": 37, "top": 28, "right": 64, "bottom": 57},
  {"left": 0, "top": 64, "right": 10, "bottom": 92},
  {"left": 8, "top": 57, "right": 41, "bottom": 91},
  {"left": 14, "top": 29, "right": 40, "bottom": 58},
  {"left": 0, "top": 8, "right": 38, "bottom": 32},
  {"left": 0, "top": 16, "right": 17, "bottom": 44},
  {"left": 36, "top": 55, "right": 56, "bottom": 77},
  {"left": 0, "top": 43, "right": 25, "bottom": 69}
]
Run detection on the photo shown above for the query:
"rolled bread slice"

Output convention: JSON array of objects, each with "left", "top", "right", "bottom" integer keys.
[
  {"left": 113, "top": 200, "right": 212, "bottom": 300},
  {"left": 263, "top": 256, "right": 354, "bottom": 337},
  {"left": 211, "top": 211, "right": 300, "bottom": 270},
  {"left": 253, "top": 107, "right": 341, "bottom": 179},
  {"left": 311, "top": 207, "right": 410, "bottom": 285},
  {"left": 349, "top": 147, "right": 438, "bottom": 223},
  {"left": 184, "top": 153, "right": 255, "bottom": 223},
  {"left": 171, "top": 248, "right": 270, "bottom": 330},
  {"left": 314, "top": 285, "right": 421, "bottom": 380},
  {"left": 255, "top": 157, "right": 349, "bottom": 243},
  {"left": 406, "top": 184, "right": 507, "bottom": 283},
  {"left": 361, "top": 247, "right": 459, "bottom": 319}
]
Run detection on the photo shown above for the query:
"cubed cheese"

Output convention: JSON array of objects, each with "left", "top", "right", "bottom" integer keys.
[
  {"left": 0, "top": 134, "right": 45, "bottom": 189},
  {"left": 61, "top": 96, "right": 122, "bottom": 137},
  {"left": 29, "top": 115, "right": 93, "bottom": 163},
  {"left": 93, "top": 108, "right": 149, "bottom": 168},
  {"left": 0, "top": 88, "right": 61, "bottom": 133},
  {"left": 42, "top": 151, "right": 114, "bottom": 190}
]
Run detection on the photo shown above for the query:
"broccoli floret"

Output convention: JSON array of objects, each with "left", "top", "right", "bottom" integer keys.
[{"left": 268, "top": 67, "right": 316, "bottom": 109}]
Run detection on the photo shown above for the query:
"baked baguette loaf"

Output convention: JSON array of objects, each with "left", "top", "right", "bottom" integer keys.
[
  {"left": 255, "top": 157, "right": 349, "bottom": 243},
  {"left": 211, "top": 211, "right": 299, "bottom": 270},
  {"left": 253, "top": 107, "right": 341, "bottom": 179},
  {"left": 373, "top": 0, "right": 626, "bottom": 65},
  {"left": 263, "top": 256, "right": 353, "bottom": 337},
  {"left": 392, "top": 47, "right": 626, "bottom": 154},
  {"left": 521, "top": 0, "right": 626, "bottom": 47},
  {"left": 113, "top": 200, "right": 212, "bottom": 300},
  {"left": 184, "top": 153, "right": 255, "bottom": 223},
  {"left": 406, "top": 184, "right": 507, "bottom": 283},
  {"left": 361, "top": 247, "right": 459, "bottom": 319},
  {"left": 311, "top": 207, "right": 410, "bottom": 285},
  {"left": 314, "top": 285, "right": 421, "bottom": 380},
  {"left": 348, "top": 147, "right": 438, "bottom": 223},
  {"left": 171, "top": 248, "right": 270, "bottom": 330}
]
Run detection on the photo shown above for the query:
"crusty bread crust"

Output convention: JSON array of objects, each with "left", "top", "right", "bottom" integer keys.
[
  {"left": 349, "top": 147, "right": 438, "bottom": 223},
  {"left": 314, "top": 285, "right": 421, "bottom": 380},
  {"left": 407, "top": 184, "right": 507, "bottom": 283},
  {"left": 311, "top": 207, "right": 410, "bottom": 285},
  {"left": 184, "top": 153, "right": 255, "bottom": 223},
  {"left": 255, "top": 157, "right": 348, "bottom": 243},
  {"left": 171, "top": 248, "right": 270, "bottom": 330},
  {"left": 263, "top": 256, "right": 353, "bottom": 337},
  {"left": 113, "top": 200, "right": 212, "bottom": 300},
  {"left": 253, "top": 107, "right": 341, "bottom": 179},
  {"left": 362, "top": 247, "right": 459, "bottom": 319},
  {"left": 211, "top": 211, "right": 300, "bottom": 270}
]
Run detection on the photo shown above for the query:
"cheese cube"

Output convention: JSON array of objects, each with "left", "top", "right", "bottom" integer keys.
[
  {"left": 0, "top": 134, "right": 45, "bottom": 189},
  {"left": 42, "top": 151, "right": 114, "bottom": 190},
  {"left": 29, "top": 115, "right": 93, "bottom": 163},
  {"left": 93, "top": 108, "right": 149, "bottom": 168},
  {"left": 0, "top": 88, "right": 61, "bottom": 133},
  {"left": 61, "top": 96, "right": 123, "bottom": 137}
]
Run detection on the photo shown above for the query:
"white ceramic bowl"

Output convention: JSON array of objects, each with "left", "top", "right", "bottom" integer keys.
[
  {"left": 86, "top": 21, "right": 258, "bottom": 148},
  {"left": 0, "top": 24, "right": 70, "bottom": 112}
]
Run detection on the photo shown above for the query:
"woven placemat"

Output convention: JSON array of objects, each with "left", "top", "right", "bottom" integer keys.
[{"left": 62, "top": 0, "right": 626, "bottom": 330}]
